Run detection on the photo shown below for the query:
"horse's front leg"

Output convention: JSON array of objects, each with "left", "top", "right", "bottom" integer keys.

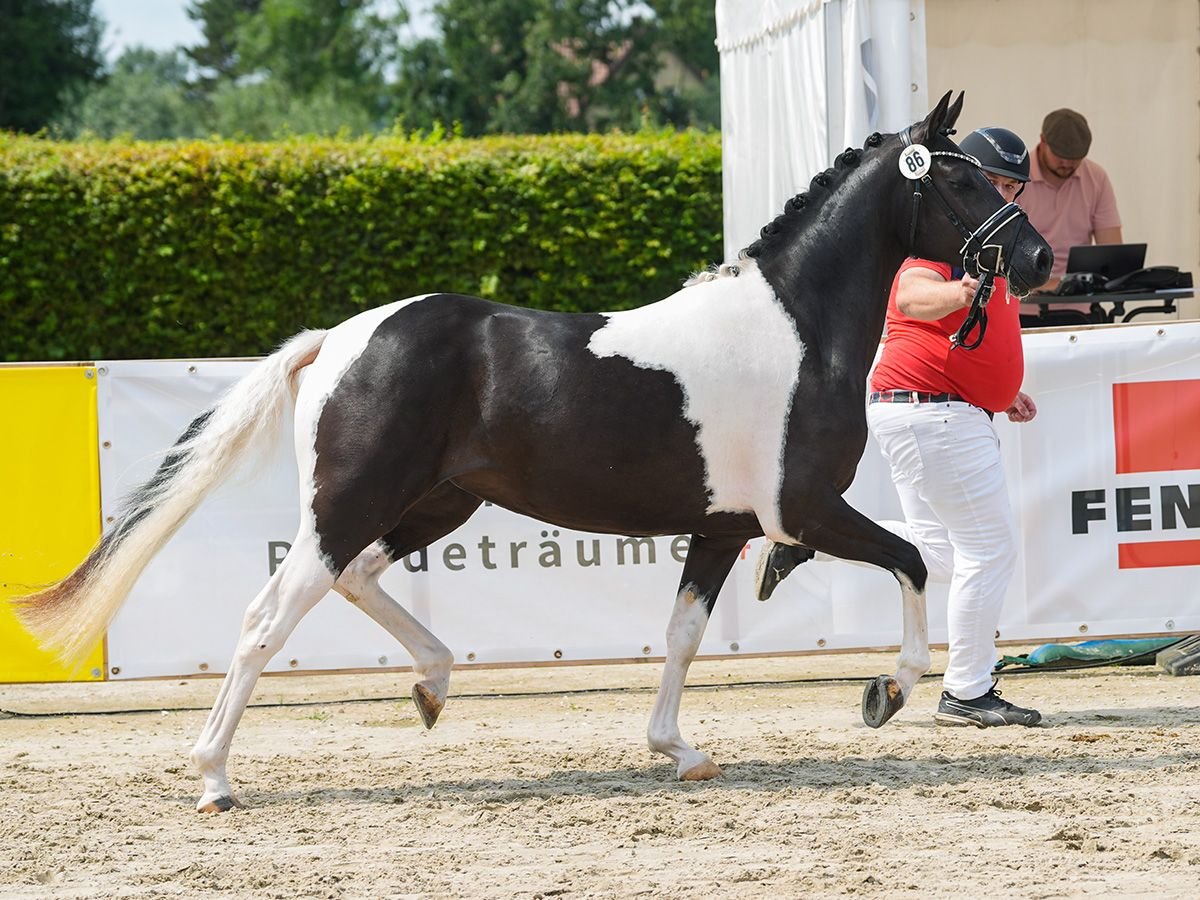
[
  {"left": 862, "top": 570, "right": 930, "bottom": 726},
  {"left": 784, "top": 491, "right": 931, "bottom": 727},
  {"left": 647, "top": 534, "right": 744, "bottom": 780}
]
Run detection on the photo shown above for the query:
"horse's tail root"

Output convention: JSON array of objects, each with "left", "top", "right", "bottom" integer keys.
[{"left": 11, "top": 329, "right": 329, "bottom": 664}]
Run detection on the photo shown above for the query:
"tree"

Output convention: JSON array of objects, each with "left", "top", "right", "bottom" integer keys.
[
  {"left": 234, "top": 0, "right": 403, "bottom": 101},
  {"left": 55, "top": 47, "right": 204, "bottom": 139},
  {"left": 185, "top": 0, "right": 404, "bottom": 134},
  {"left": 392, "top": 0, "right": 722, "bottom": 136},
  {"left": 0, "top": 0, "right": 105, "bottom": 132},
  {"left": 184, "top": 0, "right": 262, "bottom": 87},
  {"left": 645, "top": 0, "right": 721, "bottom": 128},
  {"left": 648, "top": 0, "right": 718, "bottom": 80},
  {"left": 206, "top": 79, "right": 374, "bottom": 138},
  {"left": 395, "top": 0, "right": 664, "bottom": 136}
]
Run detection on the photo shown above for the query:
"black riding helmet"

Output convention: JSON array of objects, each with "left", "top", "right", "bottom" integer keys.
[{"left": 959, "top": 127, "right": 1029, "bottom": 196}]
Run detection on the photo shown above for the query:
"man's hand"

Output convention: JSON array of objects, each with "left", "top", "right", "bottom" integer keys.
[
  {"left": 1006, "top": 391, "right": 1037, "bottom": 423},
  {"left": 959, "top": 273, "right": 981, "bottom": 308},
  {"left": 897, "top": 267, "right": 984, "bottom": 320}
]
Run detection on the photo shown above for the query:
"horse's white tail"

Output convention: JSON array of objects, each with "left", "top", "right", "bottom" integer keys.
[{"left": 13, "top": 329, "right": 329, "bottom": 664}]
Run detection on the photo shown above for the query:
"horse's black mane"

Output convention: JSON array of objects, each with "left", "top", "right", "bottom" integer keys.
[{"left": 740, "top": 131, "right": 886, "bottom": 261}]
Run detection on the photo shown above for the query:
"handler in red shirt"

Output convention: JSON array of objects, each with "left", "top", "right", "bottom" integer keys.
[
  {"left": 867, "top": 126, "right": 1041, "bottom": 728},
  {"left": 871, "top": 256, "right": 1025, "bottom": 415}
]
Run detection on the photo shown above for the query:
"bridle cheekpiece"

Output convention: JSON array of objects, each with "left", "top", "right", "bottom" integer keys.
[{"left": 899, "top": 126, "right": 1030, "bottom": 351}]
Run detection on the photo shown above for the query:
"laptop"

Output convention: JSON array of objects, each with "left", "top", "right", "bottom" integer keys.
[{"left": 1064, "top": 243, "right": 1147, "bottom": 280}]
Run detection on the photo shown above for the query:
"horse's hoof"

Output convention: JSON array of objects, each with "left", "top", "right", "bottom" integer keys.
[
  {"left": 412, "top": 682, "right": 443, "bottom": 729},
  {"left": 861, "top": 674, "right": 905, "bottom": 728},
  {"left": 754, "top": 541, "right": 815, "bottom": 602},
  {"left": 197, "top": 795, "right": 243, "bottom": 814},
  {"left": 679, "top": 759, "right": 722, "bottom": 781}
]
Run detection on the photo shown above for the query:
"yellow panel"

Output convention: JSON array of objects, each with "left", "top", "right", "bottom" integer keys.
[{"left": 0, "top": 366, "right": 105, "bottom": 682}]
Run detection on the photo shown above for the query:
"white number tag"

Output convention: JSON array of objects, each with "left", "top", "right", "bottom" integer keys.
[{"left": 899, "top": 144, "right": 931, "bottom": 180}]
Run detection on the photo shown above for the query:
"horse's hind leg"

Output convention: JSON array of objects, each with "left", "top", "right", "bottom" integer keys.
[
  {"left": 648, "top": 533, "right": 744, "bottom": 781},
  {"left": 335, "top": 483, "right": 482, "bottom": 729},
  {"left": 190, "top": 531, "right": 335, "bottom": 812}
]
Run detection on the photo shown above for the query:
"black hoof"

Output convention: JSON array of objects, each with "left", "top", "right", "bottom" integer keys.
[
  {"left": 861, "top": 675, "right": 905, "bottom": 728},
  {"left": 755, "top": 543, "right": 816, "bottom": 602}
]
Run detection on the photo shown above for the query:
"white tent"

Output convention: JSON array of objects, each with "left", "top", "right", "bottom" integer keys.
[{"left": 715, "top": 0, "right": 928, "bottom": 260}]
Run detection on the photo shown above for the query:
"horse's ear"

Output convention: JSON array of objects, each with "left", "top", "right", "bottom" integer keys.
[
  {"left": 943, "top": 91, "right": 965, "bottom": 135},
  {"left": 912, "top": 90, "right": 954, "bottom": 143}
]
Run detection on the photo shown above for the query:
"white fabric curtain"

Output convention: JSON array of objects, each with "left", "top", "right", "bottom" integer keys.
[{"left": 716, "top": 0, "right": 928, "bottom": 260}]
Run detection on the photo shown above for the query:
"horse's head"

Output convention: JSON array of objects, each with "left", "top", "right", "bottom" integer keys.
[{"left": 896, "top": 91, "right": 1053, "bottom": 296}]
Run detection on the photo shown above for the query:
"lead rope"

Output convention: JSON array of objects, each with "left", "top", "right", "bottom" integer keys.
[{"left": 950, "top": 271, "right": 995, "bottom": 350}]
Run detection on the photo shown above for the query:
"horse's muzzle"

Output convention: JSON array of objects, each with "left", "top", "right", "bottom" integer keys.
[{"left": 1007, "top": 238, "right": 1054, "bottom": 297}]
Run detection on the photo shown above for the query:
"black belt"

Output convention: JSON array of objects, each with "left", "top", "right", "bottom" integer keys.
[{"left": 869, "top": 390, "right": 994, "bottom": 420}]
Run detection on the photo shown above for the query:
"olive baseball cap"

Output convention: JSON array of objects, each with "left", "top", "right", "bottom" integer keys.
[{"left": 1042, "top": 108, "right": 1092, "bottom": 159}]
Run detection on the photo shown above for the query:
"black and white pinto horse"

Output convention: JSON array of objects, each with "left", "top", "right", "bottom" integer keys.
[{"left": 17, "top": 93, "right": 1051, "bottom": 812}]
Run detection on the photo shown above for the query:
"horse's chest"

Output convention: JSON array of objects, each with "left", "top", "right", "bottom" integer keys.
[{"left": 587, "top": 273, "right": 805, "bottom": 520}]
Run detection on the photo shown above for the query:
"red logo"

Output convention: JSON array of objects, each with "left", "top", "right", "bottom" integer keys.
[{"left": 1112, "top": 380, "right": 1200, "bottom": 568}]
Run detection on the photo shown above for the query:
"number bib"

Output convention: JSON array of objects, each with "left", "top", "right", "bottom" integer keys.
[{"left": 899, "top": 144, "right": 931, "bottom": 180}]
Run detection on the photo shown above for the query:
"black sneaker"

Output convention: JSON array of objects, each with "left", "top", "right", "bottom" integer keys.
[
  {"left": 754, "top": 541, "right": 815, "bottom": 601},
  {"left": 934, "top": 685, "right": 1042, "bottom": 728}
]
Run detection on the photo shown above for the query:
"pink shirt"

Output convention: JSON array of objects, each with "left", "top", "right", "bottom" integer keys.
[{"left": 1020, "top": 153, "right": 1121, "bottom": 279}]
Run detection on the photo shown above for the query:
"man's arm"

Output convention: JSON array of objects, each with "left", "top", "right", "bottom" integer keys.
[
  {"left": 1091, "top": 164, "right": 1121, "bottom": 244},
  {"left": 896, "top": 266, "right": 978, "bottom": 320}
]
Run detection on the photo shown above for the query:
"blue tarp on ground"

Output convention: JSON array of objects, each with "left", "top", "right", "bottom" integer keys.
[{"left": 996, "top": 638, "right": 1180, "bottom": 670}]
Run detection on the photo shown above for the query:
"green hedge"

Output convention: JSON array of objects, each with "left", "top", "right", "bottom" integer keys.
[{"left": 0, "top": 131, "right": 723, "bottom": 361}]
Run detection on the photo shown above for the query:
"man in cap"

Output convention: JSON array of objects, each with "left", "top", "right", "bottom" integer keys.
[{"left": 1020, "top": 108, "right": 1122, "bottom": 289}]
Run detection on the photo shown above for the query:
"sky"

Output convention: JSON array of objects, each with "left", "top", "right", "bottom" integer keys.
[
  {"left": 93, "top": 0, "right": 201, "bottom": 61},
  {"left": 92, "top": 0, "right": 435, "bottom": 63}
]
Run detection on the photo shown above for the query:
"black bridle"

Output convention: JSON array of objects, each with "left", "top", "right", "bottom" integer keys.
[{"left": 899, "top": 127, "right": 1030, "bottom": 351}]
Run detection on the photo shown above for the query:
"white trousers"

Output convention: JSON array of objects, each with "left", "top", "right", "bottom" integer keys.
[{"left": 866, "top": 400, "right": 1017, "bottom": 701}]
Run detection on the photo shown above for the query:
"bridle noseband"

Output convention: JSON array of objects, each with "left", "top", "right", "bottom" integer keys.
[{"left": 900, "top": 127, "right": 1029, "bottom": 351}]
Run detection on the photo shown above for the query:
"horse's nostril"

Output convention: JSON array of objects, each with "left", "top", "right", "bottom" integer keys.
[{"left": 1035, "top": 247, "right": 1052, "bottom": 276}]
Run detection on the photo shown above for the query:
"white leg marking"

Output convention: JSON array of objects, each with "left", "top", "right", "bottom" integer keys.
[
  {"left": 335, "top": 544, "right": 453, "bottom": 720},
  {"left": 893, "top": 571, "right": 931, "bottom": 699},
  {"left": 189, "top": 534, "right": 335, "bottom": 811},
  {"left": 647, "top": 586, "right": 721, "bottom": 780}
]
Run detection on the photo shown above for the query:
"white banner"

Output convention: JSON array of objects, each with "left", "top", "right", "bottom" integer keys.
[{"left": 98, "top": 322, "right": 1200, "bottom": 679}]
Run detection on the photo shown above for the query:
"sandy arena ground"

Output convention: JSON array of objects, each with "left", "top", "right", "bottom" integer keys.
[{"left": 2, "top": 650, "right": 1198, "bottom": 899}]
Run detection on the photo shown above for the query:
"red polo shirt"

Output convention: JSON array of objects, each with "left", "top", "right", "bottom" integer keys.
[{"left": 870, "top": 258, "right": 1024, "bottom": 413}]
